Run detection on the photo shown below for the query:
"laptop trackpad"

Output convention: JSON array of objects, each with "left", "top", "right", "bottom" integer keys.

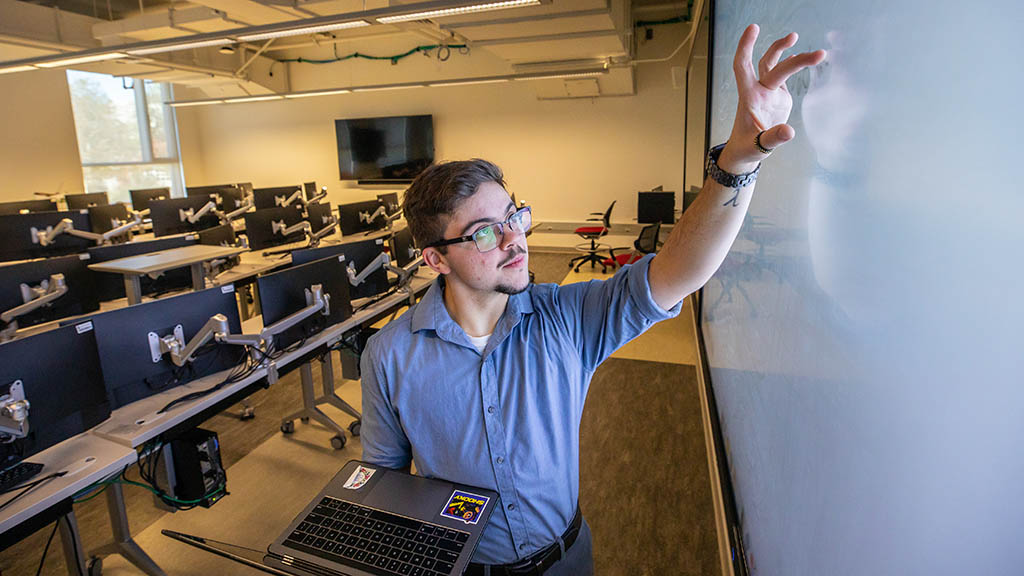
[{"left": 364, "top": 472, "right": 454, "bottom": 521}]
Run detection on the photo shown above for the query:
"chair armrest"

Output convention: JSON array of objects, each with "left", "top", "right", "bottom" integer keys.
[{"left": 586, "top": 217, "right": 601, "bottom": 221}]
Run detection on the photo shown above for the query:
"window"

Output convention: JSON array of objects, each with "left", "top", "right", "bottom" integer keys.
[{"left": 66, "top": 70, "right": 184, "bottom": 204}]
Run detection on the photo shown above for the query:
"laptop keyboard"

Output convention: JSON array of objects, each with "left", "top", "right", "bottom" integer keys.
[{"left": 283, "top": 496, "right": 470, "bottom": 576}]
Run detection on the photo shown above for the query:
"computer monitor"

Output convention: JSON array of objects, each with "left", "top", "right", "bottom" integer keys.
[
  {"left": 187, "top": 185, "right": 244, "bottom": 211},
  {"left": 390, "top": 227, "right": 418, "bottom": 267},
  {"left": 243, "top": 205, "right": 305, "bottom": 251},
  {"left": 290, "top": 243, "right": 346, "bottom": 267},
  {"left": 0, "top": 322, "right": 110, "bottom": 471},
  {"left": 305, "top": 202, "right": 336, "bottom": 236},
  {"left": 88, "top": 285, "right": 243, "bottom": 409},
  {"left": 149, "top": 196, "right": 219, "bottom": 237},
  {"left": 0, "top": 254, "right": 99, "bottom": 330},
  {"left": 637, "top": 191, "right": 676, "bottom": 224},
  {"left": 88, "top": 202, "right": 132, "bottom": 235},
  {"left": 338, "top": 237, "right": 390, "bottom": 300},
  {"left": 65, "top": 192, "right": 109, "bottom": 210},
  {"left": 338, "top": 200, "right": 386, "bottom": 236},
  {"left": 129, "top": 187, "right": 170, "bottom": 212},
  {"left": 254, "top": 186, "right": 303, "bottom": 210},
  {"left": 0, "top": 199, "right": 58, "bottom": 215},
  {"left": 0, "top": 210, "right": 93, "bottom": 263},
  {"left": 377, "top": 192, "right": 400, "bottom": 217},
  {"left": 257, "top": 255, "right": 352, "bottom": 351},
  {"left": 303, "top": 182, "right": 318, "bottom": 200},
  {"left": 87, "top": 235, "right": 197, "bottom": 302},
  {"left": 198, "top": 224, "right": 237, "bottom": 247}
]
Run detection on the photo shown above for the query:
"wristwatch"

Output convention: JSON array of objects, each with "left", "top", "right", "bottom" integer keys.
[{"left": 706, "top": 143, "right": 760, "bottom": 190}]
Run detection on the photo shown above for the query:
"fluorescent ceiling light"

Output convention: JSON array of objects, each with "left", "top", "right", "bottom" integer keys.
[
  {"left": 429, "top": 77, "right": 511, "bottom": 87},
  {"left": 350, "top": 84, "right": 423, "bottom": 92},
  {"left": 36, "top": 52, "right": 129, "bottom": 68},
  {"left": 225, "top": 95, "right": 284, "bottom": 103},
  {"left": 284, "top": 89, "right": 352, "bottom": 99},
  {"left": 0, "top": 65, "right": 39, "bottom": 75},
  {"left": 237, "top": 20, "right": 371, "bottom": 42},
  {"left": 170, "top": 100, "right": 225, "bottom": 107},
  {"left": 127, "top": 38, "right": 234, "bottom": 56},
  {"left": 377, "top": 0, "right": 540, "bottom": 23},
  {"left": 517, "top": 70, "right": 607, "bottom": 81}
]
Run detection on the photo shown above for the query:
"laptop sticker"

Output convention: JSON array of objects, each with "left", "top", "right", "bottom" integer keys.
[
  {"left": 343, "top": 465, "right": 376, "bottom": 490},
  {"left": 440, "top": 490, "right": 490, "bottom": 525}
]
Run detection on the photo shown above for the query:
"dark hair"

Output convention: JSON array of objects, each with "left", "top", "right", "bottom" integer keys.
[{"left": 402, "top": 159, "right": 506, "bottom": 251}]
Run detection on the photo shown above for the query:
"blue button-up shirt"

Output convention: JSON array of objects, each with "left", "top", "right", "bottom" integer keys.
[{"left": 359, "top": 253, "right": 681, "bottom": 564}]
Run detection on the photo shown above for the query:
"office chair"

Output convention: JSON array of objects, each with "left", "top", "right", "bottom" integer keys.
[
  {"left": 603, "top": 221, "right": 661, "bottom": 270},
  {"left": 568, "top": 201, "right": 616, "bottom": 273}
]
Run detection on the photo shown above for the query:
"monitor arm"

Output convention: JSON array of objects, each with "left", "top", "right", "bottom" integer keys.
[
  {"left": 214, "top": 198, "right": 253, "bottom": 224},
  {"left": 179, "top": 200, "right": 217, "bottom": 224},
  {"left": 31, "top": 214, "right": 144, "bottom": 247},
  {"left": 306, "top": 186, "right": 328, "bottom": 206},
  {"left": 346, "top": 252, "right": 395, "bottom": 287},
  {"left": 361, "top": 205, "right": 388, "bottom": 226},
  {"left": 272, "top": 219, "right": 312, "bottom": 239},
  {"left": 391, "top": 255, "right": 424, "bottom": 290},
  {"left": 308, "top": 216, "right": 338, "bottom": 248},
  {"left": 0, "top": 274, "right": 68, "bottom": 325},
  {"left": 275, "top": 190, "right": 304, "bottom": 209},
  {"left": 258, "top": 284, "right": 330, "bottom": 341},
  {"left": 150, "top": 314, "right": 265, "bottom": 367},
  {"left": 0, "top": 381, "right": 30, "bottom": 443}
]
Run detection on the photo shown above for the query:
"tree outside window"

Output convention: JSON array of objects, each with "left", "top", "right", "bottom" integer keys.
[{"left": 66, "top": 71, "right": 184, "bottom": 205}]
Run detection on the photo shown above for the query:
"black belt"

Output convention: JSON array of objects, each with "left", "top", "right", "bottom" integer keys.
[{"left": 465, "top": 506, "right": 583, "bottom": 576}]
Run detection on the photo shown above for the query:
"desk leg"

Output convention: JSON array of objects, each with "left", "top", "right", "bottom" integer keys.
[
  {"left": 92, "top": 482, "right": 166, "bottom": 576},
  {"left": 190, "top": 262, "right": 206, "bottom": 291},
  {"left": 124, "top": 276, "right": 142, "bottom": 306},
  {"left": 320, "top": 351, "right": 361, "bottom": 421},
  {"left": 281, "top": 362, "right": 347, "bottom": 445},
  {"left": 58, "top": 511, "right": 87, "bottom": 576}
]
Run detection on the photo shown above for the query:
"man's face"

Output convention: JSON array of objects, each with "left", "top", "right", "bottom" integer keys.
[{"left": 430, "top": 181, "right": 529, "bottom": 295}]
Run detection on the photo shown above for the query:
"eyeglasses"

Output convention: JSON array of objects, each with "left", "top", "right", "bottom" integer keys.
[{"left": 427, "top": 206, "right": 532, "bottom": 253}]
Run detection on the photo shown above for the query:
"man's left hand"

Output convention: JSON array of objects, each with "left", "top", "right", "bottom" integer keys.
[{"left": 719, "top": 24, "right": 827, "bottom": 173}]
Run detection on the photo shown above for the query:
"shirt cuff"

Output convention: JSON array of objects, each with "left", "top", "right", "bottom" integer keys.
[{"left": 625, "top": 253, "right": 683, "bottom": 322}]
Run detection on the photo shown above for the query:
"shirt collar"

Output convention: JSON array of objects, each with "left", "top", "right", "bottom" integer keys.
[{"left": 410, "top": 276, "right": 535, "bottom": 347}]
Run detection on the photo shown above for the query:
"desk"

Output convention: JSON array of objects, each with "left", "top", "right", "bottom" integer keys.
[
  {"left": 88, "top": 244, "right": 247, "bottom": 305},
  {"left": 92, "top": 270, "right": 435, "bottom": 449},
  {"left": 0, "top": 433, "right": 137, "bottom": 574}
]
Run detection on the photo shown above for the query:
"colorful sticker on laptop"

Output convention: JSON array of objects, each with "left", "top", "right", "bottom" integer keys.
[
  {"left": 440, "top": 490, "right": 489, "bottom": 525},
  {"left": 343, "top": 465, "right": 375, "bottom": 490}
]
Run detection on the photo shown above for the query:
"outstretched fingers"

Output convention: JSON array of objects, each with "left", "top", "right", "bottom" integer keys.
[
  {"left": 760, "top": 49, "right": 827, "bottom": 90},
  {"left": 758, "top": 32, "right": 798, "bottom": 78}
]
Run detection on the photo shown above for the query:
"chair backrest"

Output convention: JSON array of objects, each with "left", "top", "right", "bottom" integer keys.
[
  {"left": 602, "top": 201, "right": 616, "bottom": 229},
  {"left": 634, "top": 222, "right": 661, "bottom": 254}
]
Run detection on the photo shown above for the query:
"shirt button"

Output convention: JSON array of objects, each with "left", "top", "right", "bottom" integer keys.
[
  {"left": 487, "top": 406, "right": 496, "bottom": 414},
  {"left": 507, "top": 503, "right": 515, "bottom": 511},
  {"left": 496, "top": 457, "right": 504, "bottom": 464},
  {"left": 519, "top": 544, "right": 526, "bottom": 551}
]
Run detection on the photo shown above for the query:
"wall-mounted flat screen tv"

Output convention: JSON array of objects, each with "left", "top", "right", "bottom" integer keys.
[{"left": 335, "top": 114, "right": 434, "bottom": 183}]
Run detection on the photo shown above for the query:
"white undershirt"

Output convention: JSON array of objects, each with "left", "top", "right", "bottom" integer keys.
[{"left": 467, "top": 333, "right": 492, "bottom": 354}]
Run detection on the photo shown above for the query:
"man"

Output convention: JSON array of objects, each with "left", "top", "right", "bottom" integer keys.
[{"left": 360, "top": 24, "right": 826, "bottom": 575}]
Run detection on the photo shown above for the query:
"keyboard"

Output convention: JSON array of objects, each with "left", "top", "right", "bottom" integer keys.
[
  {"left": 0, "top": 461, "right": 44, "bottom": 493},
  {"left": 283, "top": 496, "right": 470, "bottom": 576}
]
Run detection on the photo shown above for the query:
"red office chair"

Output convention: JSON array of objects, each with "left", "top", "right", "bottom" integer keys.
[
  {"left": 602, "top": 221, "right": 661, "bottom": 270},
  {"left": 569, "top": 201, "right": 616, "bottom": 273}
]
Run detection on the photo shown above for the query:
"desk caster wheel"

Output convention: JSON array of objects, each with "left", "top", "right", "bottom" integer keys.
[
  {"left": 300, "top": 416, "right": 310, "bottom": 423},
  {"left": 240, "top": 406, "right": 255, "bottom": 421},
  {"left": 331, "top": 434, "right": 346, "bottom": 450},
  {"left": 88, "top": 556, "right": 102, "bottom": 575},
  {"left": 348, "top": 420, "right": 361, "bottom": 437},
  {"left": 281, "top": 421, "right": 295, "bottom": 434}
]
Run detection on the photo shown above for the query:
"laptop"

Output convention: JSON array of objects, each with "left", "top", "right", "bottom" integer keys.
[{"left": 165, "top": 459, "right": 498, "bottom": 576}]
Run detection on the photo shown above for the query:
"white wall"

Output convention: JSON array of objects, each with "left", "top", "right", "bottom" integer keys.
[
  {"left": 176, "top": 22, "right": 707, "bottom": 224},
  {"left": 0, "top": 69, "right": 84, "bottom": 201}
]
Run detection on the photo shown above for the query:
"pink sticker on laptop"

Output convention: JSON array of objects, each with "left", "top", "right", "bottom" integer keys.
[{"left": 343, "top": 465, "right": 375, "bottom": 490}]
